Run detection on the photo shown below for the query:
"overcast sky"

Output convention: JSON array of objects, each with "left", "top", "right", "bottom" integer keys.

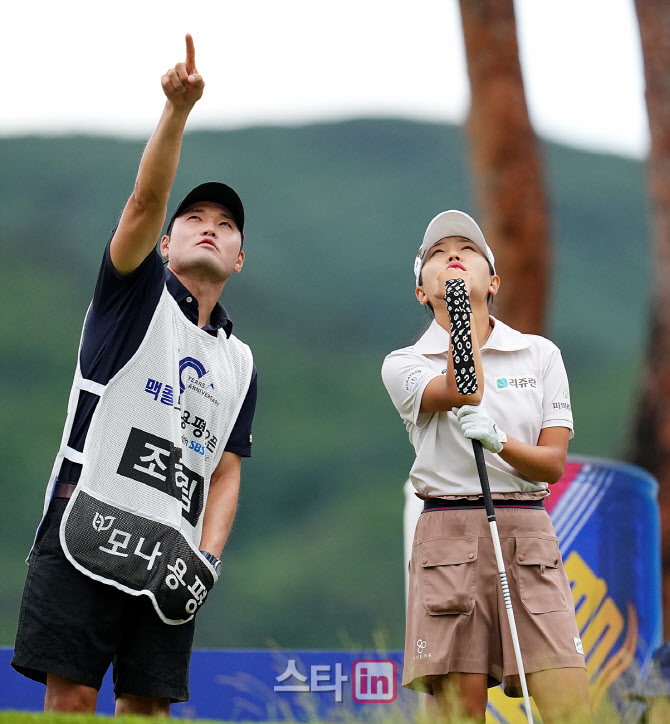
[{"left": 3, "top": 0, "right": 647, "bottom": 158}]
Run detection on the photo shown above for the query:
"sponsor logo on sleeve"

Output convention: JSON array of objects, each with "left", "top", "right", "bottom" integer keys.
[{"left": 404, "top": 368, "right": 423, "bottom": 393}]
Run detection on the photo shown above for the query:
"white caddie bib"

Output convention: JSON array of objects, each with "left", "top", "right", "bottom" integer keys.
[{"left": 37, "top": 287, "right": 253, "bottom": 624}]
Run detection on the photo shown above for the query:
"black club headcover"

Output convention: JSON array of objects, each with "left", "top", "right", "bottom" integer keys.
[{"left": 444, "top": 278, "right": 478, "bottom": 395}]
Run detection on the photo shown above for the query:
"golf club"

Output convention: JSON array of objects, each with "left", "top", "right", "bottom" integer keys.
[{"left": 445, "top": 278, "right": 534, "bottom": 724}]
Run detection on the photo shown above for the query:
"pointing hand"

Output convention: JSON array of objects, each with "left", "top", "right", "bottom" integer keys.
[{"left": 161, "top": 33, "right": 205, "bottom": 108}]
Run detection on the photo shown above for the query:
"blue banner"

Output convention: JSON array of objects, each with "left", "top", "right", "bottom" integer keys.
[
  {"left": 0, "top": 648, "right": 416, "bottom": 720},
  {"left": 0, "top": 457, "right": 662, "bottom": 721}
]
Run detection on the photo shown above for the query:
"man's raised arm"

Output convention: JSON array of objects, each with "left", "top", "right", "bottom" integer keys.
[{"left": 110, "top": 33, "right": 204, "bottom": 275}]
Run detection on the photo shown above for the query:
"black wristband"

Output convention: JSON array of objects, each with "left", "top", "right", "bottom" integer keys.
[{"left": 444, "top": 279, "right": 478, "bottom": 395}]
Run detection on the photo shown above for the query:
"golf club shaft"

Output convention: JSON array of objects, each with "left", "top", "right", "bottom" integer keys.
[{"left": 472, "top": 439, "right": 534, "bottom": 724}]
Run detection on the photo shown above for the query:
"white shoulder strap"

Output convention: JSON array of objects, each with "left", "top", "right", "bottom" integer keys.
[{"left": 78, "top": 378, "right": 106, "bottom": 396}]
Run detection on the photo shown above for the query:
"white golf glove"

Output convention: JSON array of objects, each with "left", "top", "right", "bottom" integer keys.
[{"left": 454, "top": 404, "right": 507, "bottom": 454}]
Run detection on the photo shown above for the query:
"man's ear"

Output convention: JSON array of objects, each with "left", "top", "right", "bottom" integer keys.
[
  {"left": 160, "top": 235, "right": 170, "bottom": 258},
  {"left": 233, "top": 250, "right": 245, "bottom": 274}
]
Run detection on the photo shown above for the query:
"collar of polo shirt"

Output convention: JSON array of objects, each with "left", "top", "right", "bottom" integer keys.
[{"left": 414, "top": 317, "right": 531, "bottom": 355}]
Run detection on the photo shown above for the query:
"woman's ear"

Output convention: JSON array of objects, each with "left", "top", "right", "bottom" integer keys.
[
  {"left": 416, "top": 286, "right": 429, "bottom": 305},
  {"left": 489, "top": 274, "right": 500, "bottom": 296}
]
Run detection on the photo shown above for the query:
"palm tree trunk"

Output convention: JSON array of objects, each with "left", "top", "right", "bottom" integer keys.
[
  {"left": 459, "top": 0, "right": 550, "bottom": 334},
  {"left": 632, "top": 0, "right": 670, "bottom": 636}
]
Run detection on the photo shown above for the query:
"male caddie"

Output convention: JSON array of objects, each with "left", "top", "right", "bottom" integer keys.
[{"left": 11, "top": 35, "right": 257, "bottom": 716}]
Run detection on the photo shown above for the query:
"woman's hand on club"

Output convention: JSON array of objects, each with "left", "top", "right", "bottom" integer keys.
[{"left": 453, "top": 404, "right": 507, "bottom": 453}]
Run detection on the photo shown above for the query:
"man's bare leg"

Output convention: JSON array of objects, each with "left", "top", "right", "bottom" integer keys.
[
  {"left": 116, "top": 693, "right": 170, "bottom": 717},
  {"left": 45, "top": 673, "right": 97, "bottom": 713}
]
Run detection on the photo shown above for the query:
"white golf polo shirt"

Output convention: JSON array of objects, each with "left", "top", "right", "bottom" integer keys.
[{"left": 381, "top": 317, "right": 573, "bottom": 497}]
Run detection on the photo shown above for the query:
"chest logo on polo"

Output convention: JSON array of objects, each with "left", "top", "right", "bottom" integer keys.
[
  {"left": 180, "top": 356, "right": 219, "bottom": 407},
  {"left": 179, "top": 356, "right": 213, "bottom": 393},
  {"left": 496, "top": 376, "right": 537, "bottom": 390}
]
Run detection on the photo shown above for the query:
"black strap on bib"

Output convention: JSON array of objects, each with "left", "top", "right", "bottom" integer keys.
[{"left": 444, "top": 278, "right": 477, "bottom": 394}]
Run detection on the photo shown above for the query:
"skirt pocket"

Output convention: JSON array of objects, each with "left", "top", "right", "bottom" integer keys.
[
  {"left": 419, "top": 536, "right": 478, "bottom": 615},
  {"left": 516, "top": 536, "right": 569, "bottom": 614}
]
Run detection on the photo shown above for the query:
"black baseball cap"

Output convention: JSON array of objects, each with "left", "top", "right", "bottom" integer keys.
[{"left": 166, "top": 182, "right": 245, "bottom": 236}]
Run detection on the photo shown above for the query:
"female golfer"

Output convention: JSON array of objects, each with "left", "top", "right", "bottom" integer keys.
[{"left": 381, "top": 210, "right": 590, "bottom": 724}]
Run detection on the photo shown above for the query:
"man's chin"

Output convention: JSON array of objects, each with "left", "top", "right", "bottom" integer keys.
[{"left": 171, "top": 257, "right": 229, "bottom": 284}]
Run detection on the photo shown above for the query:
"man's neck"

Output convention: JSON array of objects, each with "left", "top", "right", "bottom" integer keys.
[{"left": 170, "top": 267, "right": 226, "bottom": 327}]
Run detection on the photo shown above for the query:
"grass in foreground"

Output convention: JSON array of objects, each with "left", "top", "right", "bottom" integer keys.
[
  {"left": 3, "top": 704, "right": 670, "bottom": 724},
  {"left": 0, "top": 715, "right": 230, "bottom": 724},
  {"left": 0, "top": 713, "right": 483, "bottom": 724}
]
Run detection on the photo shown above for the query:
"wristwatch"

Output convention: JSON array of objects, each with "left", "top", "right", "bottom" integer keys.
[{"left": 200, "top": 550, "right": 222, "bottom": 574}]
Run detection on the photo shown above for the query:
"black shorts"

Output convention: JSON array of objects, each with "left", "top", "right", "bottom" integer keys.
[{"left": 11, "top": 497, "right": 196, "bottom": 702}]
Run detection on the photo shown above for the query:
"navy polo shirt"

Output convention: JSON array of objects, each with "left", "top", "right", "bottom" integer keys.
[{"left": 58, "top": 238, "right": 257, "bottom": 484}]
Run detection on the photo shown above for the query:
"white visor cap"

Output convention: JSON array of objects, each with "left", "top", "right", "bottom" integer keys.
[{"left": 414, "top": 210, "right": 496, "bottom": 286}]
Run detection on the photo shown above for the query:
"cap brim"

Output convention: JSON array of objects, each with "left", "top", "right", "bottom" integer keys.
[
  {"left": 415, "top": 209, "right": 495, "bottom": 285},
  {"left": 167, "top": 182, "right": 244, "bottom": 234},
  {"left": 423, "top": 210, "right": 488, "bottom": 259}
]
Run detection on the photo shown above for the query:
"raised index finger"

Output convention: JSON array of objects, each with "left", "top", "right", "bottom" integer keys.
[{"left": 185, "top": 33, "right": 196, "bottom": 74}]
